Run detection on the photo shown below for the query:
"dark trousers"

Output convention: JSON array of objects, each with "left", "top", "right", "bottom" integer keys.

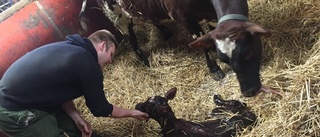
[{"left": 0, "top": 106, "right": 81, "bottom": 137}]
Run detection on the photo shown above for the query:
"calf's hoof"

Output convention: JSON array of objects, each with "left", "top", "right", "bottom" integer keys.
[{"left": 211, "top": 70, "right": 225, "bottom": 81}]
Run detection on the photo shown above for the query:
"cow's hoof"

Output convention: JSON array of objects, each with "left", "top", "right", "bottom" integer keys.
[
  {"left": 142, "top": 59, "right": 151, "bottom": 68},
  {"left": 138, "top": 54, "right": 150, "bottom": 67},
  {"left": 136, "top": 50, "right": 150, "bottom": 67},
  {"left": 211, "top": 70, "right": 225, "bottom": 81}
]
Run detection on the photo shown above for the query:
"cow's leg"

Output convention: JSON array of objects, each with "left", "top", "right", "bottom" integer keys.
[
  {"left": 176, "top": 21, "right": 225, "bottom": 81},
  {"left": 189, "top": 26, "right": 226, "bottom": 81},
  {"left": 79, "top": 0, "right": 88, "bottom": 31},
  {"left": 127, "top": 21, "right": 150, "bottom": 67},
  {"left": 204, "top": 49, "right": 225, "bottom": 81},
  {"left": 79, "top": 0, "right": 87, "bottom": 16},
  {"left": 173, "top": 16, "right": 225, "bottom": 80},
  {"left": 154, "top": 24, "right": 173, "bottom": 41}
]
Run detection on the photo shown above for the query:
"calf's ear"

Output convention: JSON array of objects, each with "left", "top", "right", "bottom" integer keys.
[
  {"left": 188, "top": 33, "right": 214, "bottom": 49},
  {"left": 165, "top": 87, "right": 177, "bottom": 100}
]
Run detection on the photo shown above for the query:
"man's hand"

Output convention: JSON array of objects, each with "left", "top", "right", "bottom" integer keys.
[
  {"left": 109, "top": 105, "right": 149, "bottom": 120},
  {"left": 61, "top": 100, "right": 92, "bottom": 137},
  {"left": 130, "top": 110, "right": 149, "bottom": 121},
  {"left": 74, "top": 117, "right": 92, "bottom": 137}
]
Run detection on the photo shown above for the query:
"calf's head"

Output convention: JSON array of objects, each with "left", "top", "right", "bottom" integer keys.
[
  {"left": 189, "top": 21, "right": 270, "bottom": 97},
  {"left": 135, "top": 87, "right": 177, "bottom": 119}
]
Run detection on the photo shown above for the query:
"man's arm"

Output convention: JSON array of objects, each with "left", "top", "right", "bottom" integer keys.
[
  {"left": 61, "top": 101, "right": 92, "bottom": 137},
  {"left": 110, "top": 105, "right": 149, "bottom": 120}
]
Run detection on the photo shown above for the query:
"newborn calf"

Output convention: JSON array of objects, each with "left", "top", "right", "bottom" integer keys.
[{"left": 135, "top": 87, "right": 256, "bottom": 137}]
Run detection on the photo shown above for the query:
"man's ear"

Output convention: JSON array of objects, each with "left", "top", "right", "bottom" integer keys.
[{"left": 100, "top": 41, "right": 107, "bottom": 52}]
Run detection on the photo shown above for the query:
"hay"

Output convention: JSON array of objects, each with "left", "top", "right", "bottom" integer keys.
[{"left": 75, "top": 0, "right": 320, "bottom": 136}]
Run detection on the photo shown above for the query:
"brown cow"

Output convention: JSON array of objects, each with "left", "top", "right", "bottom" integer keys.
[{"left": 96, "top": 0, "right": 281, "bottom": 97}]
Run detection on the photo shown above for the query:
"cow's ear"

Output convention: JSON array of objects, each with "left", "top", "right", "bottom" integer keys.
[
  {"left": 246, "top": 22, "right": 271, "bottom": 37},
  {"left": 188, "top": 32, "right": 215, "bottom": 49},
  {"left": 165, "top": 87, "right": 177, "bottom": 100}
]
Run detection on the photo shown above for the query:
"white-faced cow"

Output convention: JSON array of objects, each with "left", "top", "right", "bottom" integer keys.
[
  {"left": 80, "top": 0, "right": 282, "bottom": 97},
  {"left": 135, "top": 87, "right": 257, "bottom": 137}
]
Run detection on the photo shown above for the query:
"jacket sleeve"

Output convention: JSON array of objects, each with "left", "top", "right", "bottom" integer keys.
[{"left": 74, "top": 51, "right": 113, "bottom": 117}]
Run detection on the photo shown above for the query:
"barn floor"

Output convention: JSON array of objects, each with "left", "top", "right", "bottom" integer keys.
[{"left": 75, "top": 0, "right": 320, "bottom": 136}]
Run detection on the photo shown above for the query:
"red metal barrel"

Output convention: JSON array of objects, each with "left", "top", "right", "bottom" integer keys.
[{"left": 0, "top": 0, "right": 123, "bottom": 78}]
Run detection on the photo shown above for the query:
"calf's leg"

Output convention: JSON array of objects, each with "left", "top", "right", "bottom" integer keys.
[
  {"left": 213, "top": 94, "right": 247, "bottom": 109},
  {"left": 209, "top": 95, "right": 257, "bottom": 133}
]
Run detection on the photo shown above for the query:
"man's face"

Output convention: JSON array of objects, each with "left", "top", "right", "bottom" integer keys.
[{"left": 97, "top": 42, "right": 115, "bottom": 67}]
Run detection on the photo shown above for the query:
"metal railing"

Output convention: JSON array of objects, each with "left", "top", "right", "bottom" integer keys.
[
  {"left": 0, "top": 0, "right": 18, "bottom": 13},
  {"left": 0, "top": 0, "right": 30, "bottom": 23}
]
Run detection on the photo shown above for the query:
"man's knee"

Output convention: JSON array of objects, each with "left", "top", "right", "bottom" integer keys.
[{"left": 0, "top": 108, "right": 64, "bottom": 137}]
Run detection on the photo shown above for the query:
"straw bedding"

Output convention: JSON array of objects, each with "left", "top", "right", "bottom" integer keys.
[{"left": 74, "top": 0, "right": 320, "bottom": 136}]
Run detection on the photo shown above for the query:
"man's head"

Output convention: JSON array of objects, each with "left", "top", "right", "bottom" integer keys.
[{"left": 88, "top": 29, "right": 119, "bottom": 67}]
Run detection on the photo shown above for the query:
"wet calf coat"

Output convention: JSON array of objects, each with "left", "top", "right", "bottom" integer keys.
[{"left": 135, "top": 88, "right": 257, "bottom": 137}]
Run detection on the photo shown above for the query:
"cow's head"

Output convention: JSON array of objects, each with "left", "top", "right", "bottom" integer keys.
[
  {"left": 135, "top": 87, "right": 176, "bottom": 119},
  {"left": 189, "top": 21, "right": 270, "bottom": 97}
]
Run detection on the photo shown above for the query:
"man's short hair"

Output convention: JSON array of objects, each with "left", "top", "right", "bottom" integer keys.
[{"left": 88, "top": 29, "right": 119, "bottom": 49}]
